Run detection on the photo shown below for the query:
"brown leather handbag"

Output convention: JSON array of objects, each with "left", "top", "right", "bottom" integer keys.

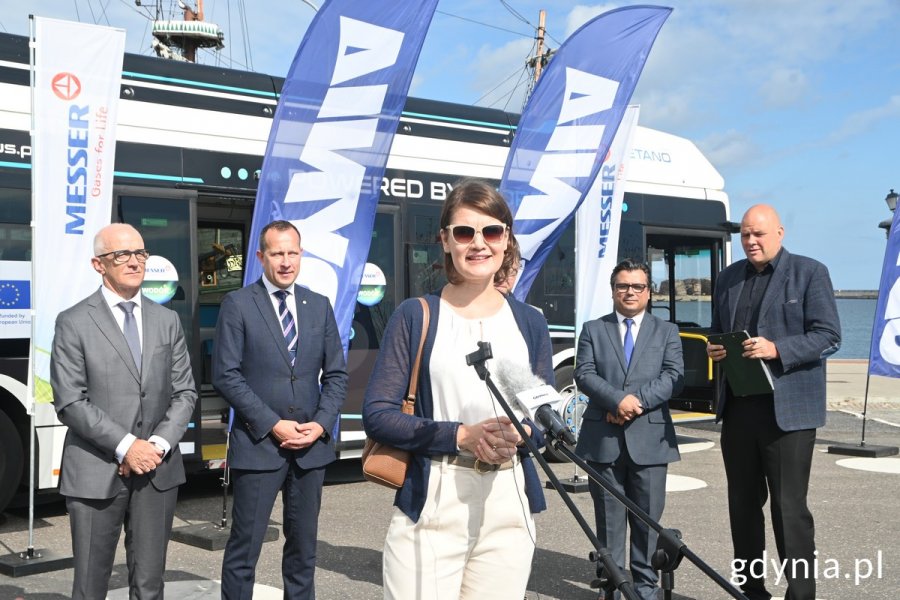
[{"left": 361, "top": 298, "right": 429, "bottom": 489}]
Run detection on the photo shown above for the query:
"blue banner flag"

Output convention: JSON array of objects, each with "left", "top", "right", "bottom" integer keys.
[
  {"left": 869, "top": 207, "right": 900, "bottom": 378},
  {"left": 0, "top": 280, "right": 30, "bottom": 309},
  {"left": 244, "top": 0, "right": 438, "bottom": 353},
  {"left": 499, "top": 5, "right": 671, "bottom": 301}
]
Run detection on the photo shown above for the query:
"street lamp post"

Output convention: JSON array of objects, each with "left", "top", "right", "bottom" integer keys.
[{"left": 878, "top": 188, "right": 898, "bottom": 237}]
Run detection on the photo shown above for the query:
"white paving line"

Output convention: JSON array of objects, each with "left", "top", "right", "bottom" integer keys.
[
  {"left": 835, "top": 457, "right": 900, "bottom": 474},
  {"left": 835, "top": 408, "right": 900, "bottom": 428},
  {"left": 666, "top": 474, "right": 707, "bottom": 492}
]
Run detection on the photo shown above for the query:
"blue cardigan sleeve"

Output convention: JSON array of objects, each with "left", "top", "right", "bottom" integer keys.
[{"left": 362, "top": 297, "right": 459, "bottom": 455}]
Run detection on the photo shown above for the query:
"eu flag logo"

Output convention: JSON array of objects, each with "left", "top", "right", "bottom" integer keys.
[{"left": 0, "top": 280, "right": 30, "bottom": 309}]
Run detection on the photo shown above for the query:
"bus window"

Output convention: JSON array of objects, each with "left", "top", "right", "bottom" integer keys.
[
  {"left": 198, "top": 224, "right": 245, "bottom": 302},
  {"left": 119, "top": 194, "right": 195, "bottom": 348},
  {"left": 532, "top": 223, "right": 575, "bottom": 325},
  {"left": 407, "top": 208, "right": 445, "bottom": 297},
  {"left": 351, "top": 210, "right": 398, "bottom": 350},
  {"left": 0, "top": 189, "right": 30, "bottom": 262},
  {"left": 648, "top": 237, "right": 716, "bottom": 329}
]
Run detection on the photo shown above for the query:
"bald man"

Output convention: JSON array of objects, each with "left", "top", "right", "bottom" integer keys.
[
  {"left": 51, "top": 223, "right": 196, "bottom": 599},
  {"left": 707, "top": 205, "right": 840, "bottom": 600}
]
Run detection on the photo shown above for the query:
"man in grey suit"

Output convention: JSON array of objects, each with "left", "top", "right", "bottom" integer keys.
[
  {"left": 575, "top": 259, "right": 684, "bottom": 600},
  {"left": 214, "top": 220, "right": 348, "bottom": 600},
  {"left": 708, "top": 204, "right": 840, "bottom": 600},
  {"left": 51, "top": 223, "right": 197, "bottom": 600}
]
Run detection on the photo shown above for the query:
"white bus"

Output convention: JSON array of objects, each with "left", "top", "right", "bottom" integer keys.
[{"left": 0, "top": 31, "right": 733, "bottom": 511}]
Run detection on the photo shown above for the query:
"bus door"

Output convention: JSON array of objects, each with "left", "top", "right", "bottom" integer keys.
[
  {"left": 116, "top": 187, "right": 204, "bottom": 464},
  {"left": 646, "top": 231, "right": 725, "bottom": 413},
  {"left": 339, "top": 207, "right": 401, "bottom": 457},
  {"left": 194, "top": 196, "right": 254, "bottom": 467}
]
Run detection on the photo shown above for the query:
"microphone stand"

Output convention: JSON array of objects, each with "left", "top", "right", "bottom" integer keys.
[
  {"left": 465, "top": 342, "right": 640, "bottom": 600},
  {"left": 544, "top": 435, "right": 748, "bottom": 600}
]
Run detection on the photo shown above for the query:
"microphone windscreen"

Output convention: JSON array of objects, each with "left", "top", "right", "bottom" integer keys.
[{"left": 492, "top": 358, "right": 547, "bottom": 395}]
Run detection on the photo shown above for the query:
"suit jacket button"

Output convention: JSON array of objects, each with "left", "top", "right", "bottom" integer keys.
[
  {"left": 291, "top": 376, "right": 297, "bottom": 382},
  {"left": 136, "top": 421, "right": 142, "bottom": 428},
  {"left": 288, "top": 407, "right": 295, "bottom": 413},
  {"left": 141, "top": 392, "right": 146, "bottom": 398}
]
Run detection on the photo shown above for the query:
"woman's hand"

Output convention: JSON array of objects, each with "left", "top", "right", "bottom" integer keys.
[{"left": 460, "top": 416, "right": 527, "bottom": 465}]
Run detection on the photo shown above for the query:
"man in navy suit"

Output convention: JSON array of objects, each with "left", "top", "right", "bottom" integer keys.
[
  {"left": 213, "top": 220, "right": 348, "bottom": 600},
  {"left": 708, "top": 204, "right": 840, "bottom": 600},
  {"left": 575, "top": 259, "right": 684, "bottom": 600}
]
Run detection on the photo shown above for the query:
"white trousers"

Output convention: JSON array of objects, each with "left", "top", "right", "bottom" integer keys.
[{"left": 383, "top": 456, "right": 536, "bottom": 600}]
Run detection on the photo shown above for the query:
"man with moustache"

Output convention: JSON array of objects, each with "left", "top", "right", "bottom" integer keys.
[{"left": 575, "top": 259, "right": 684, "bottom": 600}]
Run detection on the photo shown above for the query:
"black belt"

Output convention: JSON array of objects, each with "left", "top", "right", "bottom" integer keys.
[{"left": 437, "top": 454, "right": 516, "bottom": 473}]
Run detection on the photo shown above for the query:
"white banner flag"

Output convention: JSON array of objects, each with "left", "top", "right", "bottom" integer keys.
[
  {"left": 574, "top": 105, "right": 639, "bottom": 336},
  {"left": 31, "top": 17, "right": 125, "bottom": 407}
]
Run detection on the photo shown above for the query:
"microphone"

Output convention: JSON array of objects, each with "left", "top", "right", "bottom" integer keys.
[{"left": 492, "top": 359, "right": 576, "bottom": 446}]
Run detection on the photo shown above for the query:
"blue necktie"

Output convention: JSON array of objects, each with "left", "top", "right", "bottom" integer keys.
[
  {"left": 119, "top": 301, "right": 141, "bottom": 371},
  {"left": 274, "top": 290, "right": 298, "bottom": 365},
  {"left": 623, "top": 318, "right": 634, "bottom": 368}
]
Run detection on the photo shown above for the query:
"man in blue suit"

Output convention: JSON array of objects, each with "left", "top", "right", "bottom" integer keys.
[
  {"left": 708, "top": 204, "right": 840, "bottom": 600},
  {"left": 213, "top": 220, "right": 348, "bottom": 600},
  {"left": 575, "top": 259, "right": 684, "bottom": 600}
]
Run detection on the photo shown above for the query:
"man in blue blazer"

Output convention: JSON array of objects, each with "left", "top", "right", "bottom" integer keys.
[
  {"left": 213, "top": 220, "right": 348, "bottom": 600},
  {"left": 575, "top": 259, "right": 684, "bottom": 600},
  {"left": 708, "top": 204, "right": 840, "bottom": 600}
]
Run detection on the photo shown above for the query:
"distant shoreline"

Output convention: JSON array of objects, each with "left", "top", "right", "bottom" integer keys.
[
  {"left": 669, "top": 290, "right": 878, "bottom": 301},
  {"left": 834, "top": 290, "right": 878, "bottom": 299}
]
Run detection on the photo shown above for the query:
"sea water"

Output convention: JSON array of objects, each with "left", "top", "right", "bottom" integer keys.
[{"left": 671, "top": 298, "right": 876, "bottom": 359}]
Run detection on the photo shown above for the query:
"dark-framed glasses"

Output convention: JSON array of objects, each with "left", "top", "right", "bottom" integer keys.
[
  {"left": 445, "top": 224, "right": 508, "bottom": 245},
  {"left": 614, "top": 283, "right": 649, "bottom": 294},
  {"left": 96, "top": 249, "right": 150, "bottom": 264}
]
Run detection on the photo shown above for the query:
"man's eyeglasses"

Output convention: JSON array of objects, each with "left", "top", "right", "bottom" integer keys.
[
  {"left": 614, "top": 283, "right": 649, "bottom": 294},
  {"left": 444, "top": 224, "right": 508, "bottom": 245},
  {"left": 96, "top": 249, "right": 150, "bottom": 264}
]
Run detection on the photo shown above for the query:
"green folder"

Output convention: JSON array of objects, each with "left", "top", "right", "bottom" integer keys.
[{"left": 707, "top": 331, "right": 774, "bottom": 396}]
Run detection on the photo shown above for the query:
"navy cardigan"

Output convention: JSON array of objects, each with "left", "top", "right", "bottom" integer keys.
[{"left": 363, "top": 289, "right": 555, "bottom": 522}]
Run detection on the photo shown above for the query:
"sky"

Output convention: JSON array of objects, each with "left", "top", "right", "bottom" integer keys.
[{"left": 2, "top": 0, "right": 899, "bottom": 289}]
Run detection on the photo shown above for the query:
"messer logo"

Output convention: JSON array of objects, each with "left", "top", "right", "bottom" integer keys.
[{"left": 51, "top": 72, "right": 81, "bottom": 100}]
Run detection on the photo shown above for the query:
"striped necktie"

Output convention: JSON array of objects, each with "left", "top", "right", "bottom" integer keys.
[{"left": 274, "top": 290, "right": 297, "bottom": 365}]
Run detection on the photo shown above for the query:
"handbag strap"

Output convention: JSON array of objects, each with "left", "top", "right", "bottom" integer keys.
[{"left": 402, "top": 297, "right": 430, "bottom": 414}]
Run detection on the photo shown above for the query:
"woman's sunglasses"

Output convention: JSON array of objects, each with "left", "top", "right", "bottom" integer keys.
[{"left": 444, "top": 224, "right": 508, "bottom": 245}]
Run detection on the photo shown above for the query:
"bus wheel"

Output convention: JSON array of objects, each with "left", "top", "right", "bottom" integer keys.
[
  {"left": 543, "top": 365, "right": 579, "bottom": 463},
  {"left": 0, "top": 410, "right": 24, "bottom": 514}
]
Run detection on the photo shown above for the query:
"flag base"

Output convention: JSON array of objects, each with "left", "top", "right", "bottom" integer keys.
[
  {"left": 547, "top": 475, "right": 590, "bottom": 493},
  {"left": 827, "top": 443, "right": 899, "bottom": 458},
  {"left": 170, "top": 522, "right": 278, "bottom": 551},
  {"left": 0, "top": 548, "right": 73, "bottom": 577}
]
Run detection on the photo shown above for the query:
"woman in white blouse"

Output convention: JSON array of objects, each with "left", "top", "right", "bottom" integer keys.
[{"left": 363, "top": 178, "right": 555, "bottom": 600}]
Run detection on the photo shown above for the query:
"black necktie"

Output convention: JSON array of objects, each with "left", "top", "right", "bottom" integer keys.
[{"left": 119, "top": 301, "right": 141, "bottom": 371}]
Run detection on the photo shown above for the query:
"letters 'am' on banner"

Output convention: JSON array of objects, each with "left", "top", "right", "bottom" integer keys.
[
  {"left": 499, "top": 5, "right": 671, "bottom": 301},
  {"left": 868, "top": 206, "right": 900, "bottom": 378},
  {"left": 244, "top": 0, "right": 438, "bottom": 354}
]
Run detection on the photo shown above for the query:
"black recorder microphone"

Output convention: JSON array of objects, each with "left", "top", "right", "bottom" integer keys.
[{"left": 492, "top": 359, "right": 577, "bottom": 446}]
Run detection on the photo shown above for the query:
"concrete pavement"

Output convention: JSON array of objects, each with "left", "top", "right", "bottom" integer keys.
[{"left": 1, "top": 359, "right": 897, "bottom": 599}]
